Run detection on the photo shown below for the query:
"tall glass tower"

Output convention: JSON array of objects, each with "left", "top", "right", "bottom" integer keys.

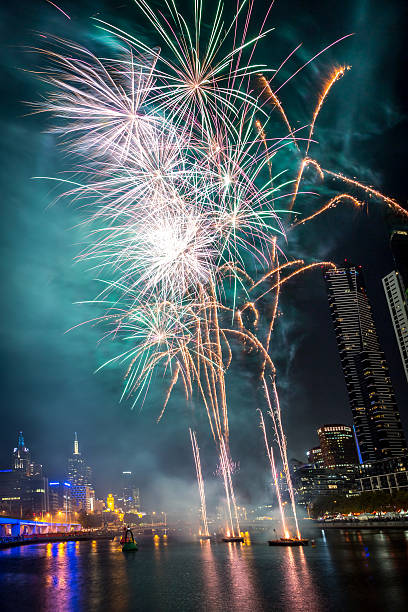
[
  {"left": 324, "top": 264, "right": 407, "bottom": 462},
  {"left": 382, "top": 230, "right": 408, "bottom": 382},
  {"left": 67, "top": 433, "right": 94, "bottom": 510}
]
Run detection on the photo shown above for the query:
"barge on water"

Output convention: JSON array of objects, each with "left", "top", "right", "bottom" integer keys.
[{"left": 268, "top": 538, "right": 309, "bottom": 547}]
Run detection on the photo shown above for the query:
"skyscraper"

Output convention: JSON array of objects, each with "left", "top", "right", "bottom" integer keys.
[
  {"left": 390, "top": 230, "right": 408, "bottom": 290},
  {"left": 120, "top": 471, "right": 140, "bottom": 512},
  {"left": 67, "top": 433, "right": 92, "bottom": 487},
  {"left": 324, "top": 264, "right": 407, "bottom": 462},
  {"left": 67, "top": 433, "right": 94, "bottom": 511},
  {"left": 13, "top": 432, "right": 31, "bottom": 475},
  {"left": 317, "top": 424, "right": 358, "bottom": 468},
  {"left": 0, "top": 432, "right": 48, "bottom": 516},
  {"left": 383, "top": 230, "right": 408, "bottom": 382}
]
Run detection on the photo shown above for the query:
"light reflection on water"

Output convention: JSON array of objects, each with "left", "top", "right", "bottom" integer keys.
[{"left": 0, "top": 529, "right": 408, "bottom": 611}]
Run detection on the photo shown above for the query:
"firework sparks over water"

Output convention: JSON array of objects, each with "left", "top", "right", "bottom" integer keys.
[{"left": 33, "top": 0, "right": 407, "bottom": 539}]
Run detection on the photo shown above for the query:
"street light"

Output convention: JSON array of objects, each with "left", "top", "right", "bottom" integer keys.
[{"left": 162, "top": 512, "right": 167, "bottom": 536}]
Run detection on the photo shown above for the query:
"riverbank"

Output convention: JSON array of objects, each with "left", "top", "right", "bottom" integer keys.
[{"left": 318, "top": 520, "right": 408, "bottom": 529}]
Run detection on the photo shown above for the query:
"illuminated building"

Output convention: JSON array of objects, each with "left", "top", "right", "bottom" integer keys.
[
  {"left": 13, "top": 431, "right": 31, "bottom": 475},
  {"left": 324, "top": 264, "right": 407, "bottom": 462},
  {"left": 291, "top": 462, "right": 356, "bottom": 506},
  {"left": 119, "top": 471, "right": 140, "bottom": 512},
  {"left": 71, "top": 485, "right": 95, "bottom": 512},
  {"left": 48, "top": 481, "right": 72, "bottom": 515},
  {"left": 358, "top": 455, "right": 408, "bottom": 494},
  {"left": 67, "top": 433, "right": 94, "bottom": 510},
  {"left": 0, "top": 433, "right": 48, "bottom": 516},
  {"left": 107, "top": 493, "right": 115, "bottom": 512},
  {"left": 382, "top": 231, "right": 408, "bottom": 382},
  {"left": 306, "top": 446, "right": 323, "bottom": 466},
  {"left": 317, "top": 425, "right": 358, "bottom": 468}
]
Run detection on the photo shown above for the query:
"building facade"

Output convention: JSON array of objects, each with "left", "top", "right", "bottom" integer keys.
[
  {"left": 324, "top": 264, "right": 407, "bottom": 462},
  {"left": 306, "top": 446, "right": 323, "bottom": 466},
  {"left": 390, "top": 230, "right": 408, "bottom": 289},
  {"left": 119, "top": 471, "right": 140, "bottom": 512},
  {"left": 358, "top": 456, "right": 408, "bottom": 494},
  {"left": 317, "top": 424, "right": 358, "bottom": 468},
  {"left": 291, "top": 463, "right": 357, "bottom": 506},
  {"left": 0, "top": 433, "right": 48, "bottom": 517},
  {"left": 67, "top": 433, "right": 94, "bottom": 510},
  {"left": 13, "top": 432, "right": 31, "bottom": 475},
  {"left": 382, "top": 229, "right": 408, "bottom": 383},
  {"left": 48, "top": 481, "right": 73, "bottom": 516},
  {"left": 383, "top": 271, "right": 408, "bottom": 382}
]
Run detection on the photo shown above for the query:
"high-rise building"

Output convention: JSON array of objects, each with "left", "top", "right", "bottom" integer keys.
[
  {"left": 306, "top": 446, "right": 323, "bottom": 466},
  {"left": 383, "top": 271, "right": 408, "bottom": 381},
  {"left": 324, "top": 264, "right": 407, "bottom": 462},
  {"left": 13, "top": 432, "right": 31, "bottom": 475},
  {"left": 0, "top": 433, "right": 48, "bottom": 516},
  {"left": 48, "top": 481, "right": 72, "bottom": 516},
  {"left": 317, "top": 425, "right": 358, "bottom": 468},
  {"left": 120, "top": 471, "right": 140, "bottom": 512},
  {"left": 383, "top": 230, "right": 408, "bottom": 383},
  {"left": 390, "top": 230, "right": 408, "bottom": 290},
  {"left": 67, "top": 433, "right": 93, "bottom": 510}
]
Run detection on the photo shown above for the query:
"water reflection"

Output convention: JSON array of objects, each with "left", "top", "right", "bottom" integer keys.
[
  {"left": 200, "top": 541, "right": 223, "bottom": 610},
  {"left": 225, "top": 541, "right": 264, "bottom": 611},
  {"left": 281, "top": 546, "right": 324, "bottom": 611},
  {"left": 1, "top": 530, "right": 408, "bottom": 611}
]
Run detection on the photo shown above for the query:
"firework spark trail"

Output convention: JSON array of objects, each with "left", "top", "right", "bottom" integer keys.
[
  {"left": 323, "top": 169, "right": 408, "bottom": 217},
  {"left": 291, "top": 194, "right": 363, "bottom": 228},
  {"left": 45, "top": 0, "right": 71, "bottom": 20},
  {"left": 289, "top": 157, "right": 324, "bottom": 211},
  {"left": 257, "top": 75, "right": 299, "bottom": 151},
  {"left": 305, "top": 65, "right": 350, "bottom": 156},
  {"left": 219, "top": 435, "right": 241, "bottom": 537},
  {"left": 190, "top": 428, "right": 210, "bottom": 537},
  {"left": 258, "top": 408, "right": 288, "bottom": 538},
  {"left": 269, "top": 378, "right": 300, "bottom": 540}
]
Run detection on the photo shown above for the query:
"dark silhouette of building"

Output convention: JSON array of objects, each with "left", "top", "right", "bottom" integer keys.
[
  {"left": 324, "top": 264, "right": 407, "bottom": 462},
  {"left": 390, "top": 230, "right": 408, "bottom": 289},
  {"left": 317, "top": 424, "right": 358, "bottom": 468}
]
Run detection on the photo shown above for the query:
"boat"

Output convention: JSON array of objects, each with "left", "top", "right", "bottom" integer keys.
[
  {"left": 121, "top": 527, "right": 138, "bottom": 552},
  {"left": 198, "top": 534, "right": 212, "bottom": 540},
  {"left": 268, "top": 538, "right": 309, "bottom": 547},
  {"left": 222, "top": 535, "right": 244, "bottom": 543}
]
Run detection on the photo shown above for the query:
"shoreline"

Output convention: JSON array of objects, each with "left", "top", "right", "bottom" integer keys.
[{"left": 317, "top": 520, "right": 408, "bottom": 529}]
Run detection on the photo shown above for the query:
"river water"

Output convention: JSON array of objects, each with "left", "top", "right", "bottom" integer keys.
[{"left": 1, "top": 527, "right": 408, "bottom": 611}]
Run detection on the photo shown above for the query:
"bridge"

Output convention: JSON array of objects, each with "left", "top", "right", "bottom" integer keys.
[{"left": 0, "top": 516, "right": 81, "bottom": 537}]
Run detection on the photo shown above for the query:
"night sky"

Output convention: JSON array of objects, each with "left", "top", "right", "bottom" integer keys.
[{"left": 0, "top": 0, "right": 407, "bottom": 510}]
